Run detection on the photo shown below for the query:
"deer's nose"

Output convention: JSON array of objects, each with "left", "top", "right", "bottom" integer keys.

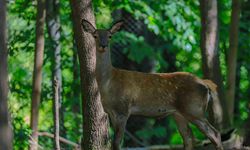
[{"left": 101, "top": 45, "right": 107, "bottom": 48}]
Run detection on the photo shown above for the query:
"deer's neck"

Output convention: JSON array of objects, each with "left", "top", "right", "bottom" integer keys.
[{"left": 96, "top": 49, "right": 113, "bottom": 86}]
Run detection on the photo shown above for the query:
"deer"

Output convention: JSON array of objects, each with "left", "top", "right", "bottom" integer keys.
[{"left": 81, "top": 19, "right": 224, "bottom": 150}]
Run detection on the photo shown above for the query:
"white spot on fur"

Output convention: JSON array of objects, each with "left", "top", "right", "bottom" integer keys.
[
  {"left": 130, "top": 106, "right": 140, "bottom": 114},
  {"left": 103, "top": 79, "right": 110, "bottom": 89},
  {"left": 207, "top": 91, "right": 211, "bottom": 103}
]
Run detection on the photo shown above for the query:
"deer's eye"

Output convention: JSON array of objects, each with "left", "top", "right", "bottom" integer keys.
[
  {"left": 94, "top": 35, "right": 97, "bottom": 39},
  {"left": 109, "top": 36, "right": 112, "bottom": 39}
]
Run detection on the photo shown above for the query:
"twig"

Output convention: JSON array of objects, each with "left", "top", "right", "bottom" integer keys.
[
  {"left": 38, "top": 132, "right": 80, "bottom": 149},
  {"left": 122, "top": 144, "right": 183, "bottom": 150},
  {"left": 122, "top": 131, "right": 250, "bottom": 150},
  {"left": 125, "top": 129, "right": 146, "bottom": 147},
  {"left": 29, "top": 135, "right": 44, "bottom": 150},
  {"left": 53, "top": 77, "right": 60, "bottom": 150}
]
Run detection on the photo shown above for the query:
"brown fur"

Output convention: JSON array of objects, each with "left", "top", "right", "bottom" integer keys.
[{"left": 103, "top": 70, "right": 203, "bottom": 117}]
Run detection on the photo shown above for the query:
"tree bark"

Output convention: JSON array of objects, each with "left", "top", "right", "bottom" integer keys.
[
  {"left": 199, "top": 0, "right": 229, "bottom": 130},
  {"left": 226, "top": 0, "right": 241, "bottom": 125},
  {"left": 0, "top": 0, "right": 13, "bottom": 149},
  {"left": 45, "top": 0, "right": 65, "bottom": 140},
  {"left": 30, "top": 0, "right": 46, "bottom": 149},
  {"left": 70, "top": 0, "right": 110, "bottom": 150}
]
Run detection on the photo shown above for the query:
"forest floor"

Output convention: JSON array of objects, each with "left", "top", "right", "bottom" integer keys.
[{"left": 123, "top": 133, "right": 250, "bottom": 150}]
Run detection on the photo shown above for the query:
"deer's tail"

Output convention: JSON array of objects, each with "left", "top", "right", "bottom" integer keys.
[{"left": 203, "top": 79, "right": 218, "bottom": 103}]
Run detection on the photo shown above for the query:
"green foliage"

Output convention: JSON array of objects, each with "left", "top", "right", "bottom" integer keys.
[
  {"left": 170, "top": 132, "right": 182, "bottom": 144},
  {"left": 114, "top": 0, "right": 200, "bottom": 50},
  {"left": 12, "top": 116, "right": 31, "bottom": 150},
  {"left": 7, "top": 0, "right": 250, "bottom": 149},
  {"left": 8, "top": 0, "right": 82, "bottom": 148},
  {"left": 8, "top": 1, "right": 35, "bottom": 148},
  {"left": 111, "top": 0, "right": 203, "bottom": 74},
  {"left": 135, "top": 119, "right": 167, "bottom": 140},
  {"left": 112, "top": 31, "right": 156, "bottom": 63}
]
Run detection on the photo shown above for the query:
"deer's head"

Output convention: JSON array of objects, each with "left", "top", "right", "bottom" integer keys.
[{"left": 81, "top": 19, "right": 123, "bottom": 53}]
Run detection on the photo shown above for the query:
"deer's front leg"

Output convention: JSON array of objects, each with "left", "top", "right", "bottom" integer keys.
[
  {"left": 173, "top": 113, "right": 194, "bottom": 150},
  {"left": 110, "top": 113, "right": 128, "bottom": 150}
]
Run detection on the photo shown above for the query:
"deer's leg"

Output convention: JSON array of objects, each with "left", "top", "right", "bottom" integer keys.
[
  {"left": 110, "top": 113, "right": 128, "bottom": 150},
  {"left": 190, "top": 118, "right": 223, "bottom": 150},
  {"left": 173, "top": 113, "right": 194, "bottom": 150}
]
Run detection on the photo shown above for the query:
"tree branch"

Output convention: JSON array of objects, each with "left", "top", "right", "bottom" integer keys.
[
  {"left": 38, "top": 132, "right": 80, "bottom": 149},
  {"left": 122, "top": 132, "right": 249, "bottom": 150}
]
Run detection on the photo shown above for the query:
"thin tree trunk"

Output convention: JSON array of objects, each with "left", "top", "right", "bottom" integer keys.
[
  {"left": 200, "top": 0, "right": 229, "bottom": 130},
  {"left": 45, "top": 0, "right": 65, "bottom": 140},
  {"left": 30, "top": 0, "right": 46, "bottom": 149},
  {"left": 0, "top": 0, "right": 13, "bottom": 149},
  {"left": 70, "top": 0, "right": 110, "bottom": 150},
  {"left": 53, "top": 78, "right": 60, "bottom": 150},
  {"left": 226, "top": 0, "right": 241, "bottom": 125}
]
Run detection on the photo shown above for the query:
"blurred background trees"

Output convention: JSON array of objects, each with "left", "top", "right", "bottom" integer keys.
[
  {"left": 0, "top": 0, "right": 12, "bottom": 149},
  {"left": 3, "top": 0, "right": 250, "bottom": 149},
  {"left": 30, "top": 0, "right": 46, "bottom": 149}
]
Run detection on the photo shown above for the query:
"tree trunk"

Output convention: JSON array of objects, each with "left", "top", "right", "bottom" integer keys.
[
  {"left": 226, "top": 0, "right": 241, "bottom": 125},
  {"left": 199, "top": 0, "right": 229, "bottom": 130},
  {"left": 45, "top": 0, "right": 65, "bottom": 141},
  {"left": 30, "top": 0, "right": 46, "bottom": 149},
  {"left": 70, "top": 0, "right": 110, "bottom": 150},
  {"left": 53, "top": 78, "right": 60, "bottom": 150},
  {"left": 0, "top": 0, "right": 13, "bottom": 149}
]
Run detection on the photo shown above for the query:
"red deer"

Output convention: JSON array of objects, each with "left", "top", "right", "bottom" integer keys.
[{"left": 81, "top": 19, "right": 224, "bottom": 150}]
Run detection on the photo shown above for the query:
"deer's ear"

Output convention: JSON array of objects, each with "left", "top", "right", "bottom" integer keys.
[
  {"left": 110, "top": 20, "right": 124, "bottom": 34},
  {"left": 81, "top": 19, "right": 96, "bottom": 34}
]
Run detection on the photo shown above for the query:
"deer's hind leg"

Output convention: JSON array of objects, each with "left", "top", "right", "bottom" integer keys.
[
  {"left": 173, "top": 113, "right": 194, "bottom": 150},
  {"left": 190, "top": 118, "right": 223, "bottom": 150},
  {"left": 181, "top": 105, "right": 223, "bottom": 150}
]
